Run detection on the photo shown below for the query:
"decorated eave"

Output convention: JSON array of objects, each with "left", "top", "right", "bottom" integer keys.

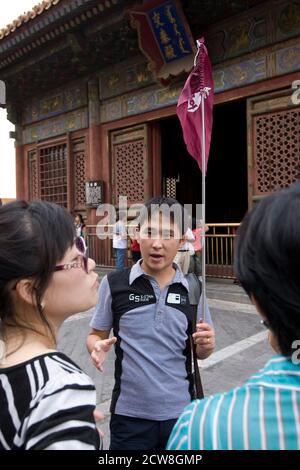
[
  {"left": 0, "top": 0, "right": 278, "bottom": 103},
  {"left": 0, "top": 0, "right": 61, "bottom": 40},
  {"left": 0, "top": 0, "right": 121, "bottom": 71}
]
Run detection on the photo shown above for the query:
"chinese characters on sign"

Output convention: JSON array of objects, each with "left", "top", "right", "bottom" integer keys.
[
  {"left": 86, "top": 181, "right": 103, "bottom": 207},
  {"left": 148, "top": 1, "right": 193, "bottom": 63},
  {"left": 129, "top": 0, "right": 195, "bottom": 82}
]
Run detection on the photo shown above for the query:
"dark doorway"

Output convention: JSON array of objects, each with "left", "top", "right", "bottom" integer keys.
[{"left": 160, "top": 99, "right": 248, "bottom": 222}]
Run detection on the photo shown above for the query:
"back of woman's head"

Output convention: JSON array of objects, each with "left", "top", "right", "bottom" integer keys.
[
  {"left": 235, "top": 182, "right": 300, "bottom": 356},
  {"left": 0, "top": 200, "right": 74, "bottom": 326}
]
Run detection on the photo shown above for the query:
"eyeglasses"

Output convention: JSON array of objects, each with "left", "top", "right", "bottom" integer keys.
[
  {"left": 54, "top": 237, "right": 88, "bottom": 274},
  {"left": 260, "top": 319, "right": 270, "bottom": 329}
]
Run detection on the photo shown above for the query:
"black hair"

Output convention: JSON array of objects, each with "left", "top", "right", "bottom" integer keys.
[
  {"left": 138, "top": 196, "right": 188, "bottom": 236},
  {"left": 0, "top": 200, "right": 75, "bottom": 340},
  {"left": 234, "top": 182, "right": 300, "bottom": 356},
  {"left": 75, "top": 213, "right": 85, "bottom": 226}
]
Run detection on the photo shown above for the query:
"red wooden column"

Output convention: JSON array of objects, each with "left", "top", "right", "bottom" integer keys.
[
  {"left": 15, "top": 124, "right": 25, "bottom": 200},
  {"left": 151, "top": 122, "right": 162, "bottom": 197},
  {"left": 87, "top": 78, "right": 108, "bottom": 264},
  {"left": 87, "top": 79, "right": 101, "bottom": 227},
  {"left": 99, "top": 121, "right": 113, "bottom": 266}
]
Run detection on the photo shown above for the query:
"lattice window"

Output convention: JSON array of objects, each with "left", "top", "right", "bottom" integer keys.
[
  {"left": 72, "top": 138, "right": 86, "bottom": 208},
  {"left": 254, "top": 109, "right": 300, "bottom": 194},
  {"left": 28, "top": 150, "right": 38, "bottom": 200},
  {"left": 114, "top": 140, "right": 145, "bottom": 201},
  {"left": 40, "top": 144, "right": 68, "bottom": 207},
  {"left": 163, "top": 177, "right": 177, "bottom": 199}
]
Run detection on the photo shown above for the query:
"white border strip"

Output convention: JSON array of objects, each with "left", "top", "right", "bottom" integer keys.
[{"left": 200, "top": 331, "right": 267, "bottom": 369}]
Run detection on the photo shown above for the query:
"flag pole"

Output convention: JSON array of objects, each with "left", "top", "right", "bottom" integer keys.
[
  {"left": 201, "top": 94, "right": 206, "bottom": 322},
  {"left": 194, "top": 40, "right": 207, "bottom": 322},
  {"left": 177, "top": 37, "right": 213, "bottom": 324}
]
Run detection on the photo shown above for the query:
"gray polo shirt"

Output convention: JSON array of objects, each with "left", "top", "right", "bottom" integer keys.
[{"left": 90, "top": 261, "right": 212, "bottom": 421}]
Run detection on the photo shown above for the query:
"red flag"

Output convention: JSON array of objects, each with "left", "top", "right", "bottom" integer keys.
[{"left": 177, "top": 38, "right": 214, "bottom": 175}]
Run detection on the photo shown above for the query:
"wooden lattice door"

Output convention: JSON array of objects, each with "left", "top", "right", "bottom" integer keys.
[
  {"left": 110, "top": 124, "right": 152, "bottom": 206},
  {"left": 247, "top": 89, "right": 300, "bottom": 207},
  {"left": 28, "top": 150, "right": 39, "bottom": 200},
  {"left": 39, "top": 144, "right": 68, "bottom": 208},
  {"left": 72, "top": 137, "right": 86, "bottom": 210},
  {"left": 28, "top": 145, "right": 68, "bottom": 206}
]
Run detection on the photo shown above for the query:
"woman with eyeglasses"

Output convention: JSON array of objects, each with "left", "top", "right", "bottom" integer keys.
[
  {"left": 0, "top": 200, "right": 102, "bottom": 450},
  {"left": 168, "top": 182, "right": 300, "bottom": 450}
]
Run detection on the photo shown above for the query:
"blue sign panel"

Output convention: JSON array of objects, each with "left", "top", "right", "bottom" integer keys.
[{"left": 148, "top": 1, "right": 193, "bottom": 63}]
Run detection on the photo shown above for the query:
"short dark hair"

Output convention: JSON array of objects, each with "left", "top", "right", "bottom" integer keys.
[
  {"left": 0, "top": 200, "right": 74, "bottom": 338},
  {"left": 75, "top": 213, "right": 85, "bottom": 225},
  {"left": 234, "top": 182, "right": 300, "bottom": 356},
  {"left": 138, "top": 196, "right": 189, "bottom": 236}
]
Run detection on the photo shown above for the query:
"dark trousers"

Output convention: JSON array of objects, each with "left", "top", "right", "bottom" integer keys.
[
  {"left": 188, "top": 251, "right": 202, "bottom": 276},
  {"left": 131, "top": 250, "right": 141, "bottom": 263},
  {"left": 110, "top": 414, "right": 177, "bottom": 451}
]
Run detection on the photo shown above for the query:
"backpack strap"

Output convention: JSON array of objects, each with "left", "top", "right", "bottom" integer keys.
[{"left": 185, "top": 273, "right": 204, "bottom": 400}]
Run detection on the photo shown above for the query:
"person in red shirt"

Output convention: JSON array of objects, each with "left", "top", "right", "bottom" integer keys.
[
  {"left": 129, "top": 224, "right": 141, "bottom": 263},
  {"left": 189, "top": 218, "right": 209, "bottom": 276},
  {"left": 131, "top": 238, "right": 141, "bottom": 263}
]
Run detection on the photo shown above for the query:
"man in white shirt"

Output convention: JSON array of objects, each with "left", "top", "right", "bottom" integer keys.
[
  {"left": 113, "top": 214, "right": 127, "bottom": 270},
  {"left": 174, "top": 227, "right": 195, "bottom": 274}
]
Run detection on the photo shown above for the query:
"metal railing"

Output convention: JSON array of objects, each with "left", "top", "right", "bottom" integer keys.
[
  {"left": 86, "top": 226, "right": 113, "bottom": 267},
  {"left": 86, "top": 223, "right": 240, "bottom": 278},
  {"left": 86, "top": 225, "right": 133, "bottom": 268},
  {"left": 205, "top": 223, "right": 240, "bottom": 279}
]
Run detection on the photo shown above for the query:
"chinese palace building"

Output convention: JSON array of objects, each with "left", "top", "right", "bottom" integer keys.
[{"left": 0, "top": 0, "right": 299, "bottom": 273}]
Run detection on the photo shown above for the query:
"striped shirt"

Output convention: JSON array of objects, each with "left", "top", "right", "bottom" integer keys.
[
  {"left": 0, "top": 352, "right": 101, "bottom": 450},
  {"left": 167, "top": 355, "right": 300, "bottom": 450}
]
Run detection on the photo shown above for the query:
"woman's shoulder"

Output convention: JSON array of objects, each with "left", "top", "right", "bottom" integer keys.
[
  {"left": 42, "top": 352, "right": 93, "bottom": 386},
  {"left": 23, "top": 352, "right": 96, "bottom": 408},
  {"left": 1, "top": 351, "right": 91, "bottom": 386},
  {"left": 0, "top": 352, "right": 95, "bottom": 421}
]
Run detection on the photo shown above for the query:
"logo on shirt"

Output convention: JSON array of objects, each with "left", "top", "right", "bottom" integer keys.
[
  {"left": 167, "top": 293, "right": 187, "bottom": 305},
  {"left": 129, "top": 293, "right": 155, "bottom": 303}
]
